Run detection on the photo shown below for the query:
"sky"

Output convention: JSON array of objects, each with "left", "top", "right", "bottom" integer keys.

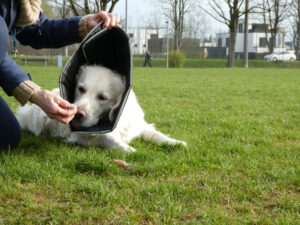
[
  {"left": 111, "top": 0, "right": 294, "bottom": 41},
  {"left": 112, "top": 0, "right": 228, "bottom": 34},
  {"left": 112, "top": 0, "right": 155, "bottom": 28}
]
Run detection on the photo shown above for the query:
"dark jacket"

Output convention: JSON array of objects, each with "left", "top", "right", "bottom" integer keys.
[{"left": 0, "top": 0, "right": 82, "bottom": 96}]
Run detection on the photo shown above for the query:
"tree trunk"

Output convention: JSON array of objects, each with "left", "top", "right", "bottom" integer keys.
[
  {"left": 269, "top": 35, "right": 276, "bottom": 53},
  {"left": 243, "top": 0, "right": 249, "bottom": 68},
  {"left": 68, "top": 0, "right": 79, "bottom": 16},
  {"left": 228, "top": 31, "right": 237, "bottom": 67},
  {"left": 296, "top": 36, "right": 300, "bottom": 61},
  {"left": 296, "top": 0, "right": 300, "bottom": 61}
]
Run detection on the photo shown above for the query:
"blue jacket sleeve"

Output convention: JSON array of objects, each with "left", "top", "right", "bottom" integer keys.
[
  {"left": 16, "top": 13, "right": 82, "bottom": 49},
  {"left": 0, "top": 16, "right": 30, "bottom": 96}
]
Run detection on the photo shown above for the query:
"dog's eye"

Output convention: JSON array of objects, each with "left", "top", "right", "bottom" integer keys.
[
  {"left": 78, "top": 86, "right": 86, "bottom": 94},
  {"left": 97, "top": 94, "right": 107, "bottom": 101}
]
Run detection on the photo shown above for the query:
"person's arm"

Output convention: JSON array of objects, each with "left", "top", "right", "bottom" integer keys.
[
  {"left": 0, "top": 16, "right": 33, "bottom": 99},
  {"left": 0, "top": 16, "right": 76, "bottom": 124},
  {"left": 16, "top": 13, "right": 83, "bottom": 49},
  {"left": 16, "top": 11, "right": 121, "bottom": 49}
]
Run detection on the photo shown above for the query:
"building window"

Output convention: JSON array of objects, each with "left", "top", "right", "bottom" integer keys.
[
  {"left": 129, "top": 33, "right": 134, "bottom": 38},
  {"left": 150, "top": 34, "right": 158, "bottom": 39},
  {"left": 238, "top": 23, "right": 243, "bottom": 33},
  {"left": 218, "top": 38, "right": 222, "bottom": 47},
  {"left": 252, "top": 24, "right": 268, "bottom": 33},
  {"left": 259, "top": 37, "right": 267, "bottom": 47}
]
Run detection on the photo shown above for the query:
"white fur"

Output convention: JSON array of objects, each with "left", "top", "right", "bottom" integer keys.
[{"left": 16, "top": 66, "right": 187, "bottom": 152}]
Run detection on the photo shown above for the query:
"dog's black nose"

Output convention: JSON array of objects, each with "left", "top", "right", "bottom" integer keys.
[{"left": 75, "top": 109, "right": 86, "bottom": 121}]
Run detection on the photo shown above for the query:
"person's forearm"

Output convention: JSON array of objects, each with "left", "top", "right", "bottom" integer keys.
[
  {"left": 16, "top": 15, "right": 85, "bottom": 49},
  {"left": 12, "top": 80, "right": 40, "bottom": 106}
]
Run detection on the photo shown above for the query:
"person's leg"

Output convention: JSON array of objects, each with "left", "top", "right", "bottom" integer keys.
[{"left": 0, "top": 96, "right": 22, "bottom": 150}]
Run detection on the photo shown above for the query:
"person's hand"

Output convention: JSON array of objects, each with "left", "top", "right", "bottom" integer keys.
[
  {"left": 30, "top": 89, "right": 77, "bottom": 124},
  {"left": 87, "top": 11, "right": 120, "bottom": 31}
]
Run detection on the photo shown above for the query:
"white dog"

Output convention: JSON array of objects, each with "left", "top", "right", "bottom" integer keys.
[{"left": 17, "top": 65, "right": 186, "bottom": 152}]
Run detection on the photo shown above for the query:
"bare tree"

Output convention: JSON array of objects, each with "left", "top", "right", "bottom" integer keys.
[
  {"left": 51, "top": 0, "right": 72, "bottom": 18},
  {"left": 200, "top": 0, "right": 252, "bottom": 67},
  {"left": 42, "top": 0, "right": 56, "bottom": 18},
  {"left": 50, "top": 0, "right": 120, "bottom": 16},
  {"left": 184, "top": 10, "right": 207, "bottom": 40},
  {"left": 160, "top": 0, "right": 193, "bottom": 51},
  {"left": 144, "top": 11, "right": 163, "bottom": 36},
  {"left": 259, "top": 0, "right": 291, "bottom": 53},
  {"left": 290, "top": 0, "right": 300, "bottom": 60}
]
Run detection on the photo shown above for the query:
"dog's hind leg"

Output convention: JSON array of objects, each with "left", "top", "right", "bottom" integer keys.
[{"left": 141, "top": 124, "right": 187, "bottom": 147}]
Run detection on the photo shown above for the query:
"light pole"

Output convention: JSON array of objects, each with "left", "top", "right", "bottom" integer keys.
[
  {"left": 166, "top": 21, "right": 169, "bottom": 68},
  {"left": 243, "top": 0, "right": 249, "bottom": 68},
  {"left": 125, "top": 0, "right": 128, "bottom": 32}
]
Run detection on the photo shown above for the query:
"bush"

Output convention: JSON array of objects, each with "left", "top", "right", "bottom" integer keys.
[{"left": 169, "top": 50, "right": 186, "bottom": 68}]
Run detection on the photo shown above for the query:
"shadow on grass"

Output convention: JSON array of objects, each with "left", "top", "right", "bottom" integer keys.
[{"left": 1, "top": 131, "right": 189, "bottom": 178}]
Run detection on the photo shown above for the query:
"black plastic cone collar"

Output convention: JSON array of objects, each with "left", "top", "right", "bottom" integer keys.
[{"left": 59, "top": 23, "right": 132, "bottom": 134}]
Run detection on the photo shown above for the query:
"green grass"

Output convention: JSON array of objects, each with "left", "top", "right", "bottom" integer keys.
[
  {"left": 12, "top": 55, "right": 300, "bottom": 68},
  {"left": 133, "top": 58, "right": 300, "bottom": 68},
  {"left": 0, "top": 67, "right": 300, "bottom": 224}
]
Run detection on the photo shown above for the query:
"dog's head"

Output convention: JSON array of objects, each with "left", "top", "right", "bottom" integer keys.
[{"left": 71, "top": 65, "right": 125, "bottom": 128}]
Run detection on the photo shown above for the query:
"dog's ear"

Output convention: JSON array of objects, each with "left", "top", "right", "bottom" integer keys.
[
  {"left": 108, "top": 91, "right": 123, "bottom": 122},
  {"left": 76, "top": 65, "right": 87, "bottom": 81},
  {"left": 108, "top": 73, "right": 126, "bottom": 122}
]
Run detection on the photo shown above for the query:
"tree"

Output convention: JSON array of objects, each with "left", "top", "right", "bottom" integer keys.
[
  {"left": 42, "top": 0, "right": 56, "bottom": 18},
  {"left": 259, "top": 0, "right": 291, "bottom": 53},
  {"left": 200, "top": 0, "right": 249, "bottom": 67},
  {"left": 49, "top": 0, "right": 120, "bottom": 16},
  {"left": 144, "top": 11, "right": 163, "bottom": 36},
  {"left": 160, "top": 0, "right": 193, "bottom": 51},
  {"left": 290, "top": 0, "right": 300, "bottom": 60},
  {"left": 51, "top": 0, "right": 72, "bottom": 18},
  {"left": 183, "top": 10, "right": 208, "bottom": 40}
]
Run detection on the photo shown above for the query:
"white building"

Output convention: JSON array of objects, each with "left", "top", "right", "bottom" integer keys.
[
  {"left": 216, "top": 18, "right": 286, "bottom": 57},
  {"left": 126, "top": 28, "right": 165, "bottom": 55}
]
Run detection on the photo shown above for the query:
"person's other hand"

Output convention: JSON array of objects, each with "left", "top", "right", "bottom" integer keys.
[
  {"left": 87, "top": 11, "right": 120, "bottom": 30},
  {"left": 30, "top": 90, "right": 77, "bottom": 124}
]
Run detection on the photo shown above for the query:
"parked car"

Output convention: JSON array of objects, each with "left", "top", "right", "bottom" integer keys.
[{"left": 264, "top": 51, "right": 296, "bottom": 61}]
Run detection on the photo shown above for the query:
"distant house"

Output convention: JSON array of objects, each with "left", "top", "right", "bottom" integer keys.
[
  {"left": 216, "top": 18, "right": 286, "bottom": 59},
  {"left": 126, "top": 28, "right": 165, "bottom": 56}
]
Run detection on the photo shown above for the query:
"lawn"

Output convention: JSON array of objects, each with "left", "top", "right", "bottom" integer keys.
[{"left": 0, "top": 67, "right": 299, "bottom": 224}]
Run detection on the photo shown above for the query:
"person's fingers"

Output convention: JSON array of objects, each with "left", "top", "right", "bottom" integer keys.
[
  {"left": 53, "top": 104, "right": 75, "bottom": 118},
  {"left": 56, "top": 96, "right": 77, "bottom": 114},
  {"left": 97, "top": 11, "right": 110, "bottom": 28},
  {"left": 108, "top": 13, "right": 116, "bottom": 29},
  {"left": 116, "top": 14, "right": 120, "bottom": 26},
  {"left": 94, "top": 11, "right": 120, "bottom": 29},
  {"left": 50, "top": 114, "right": 71, "bottom": 124}
]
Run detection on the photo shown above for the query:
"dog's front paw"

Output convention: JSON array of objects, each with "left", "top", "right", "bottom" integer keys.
[
  {"left": 176, "top": 140, "right": 187, "bottom": 147},
  {"left": 118, "top": 143, "right": 136, "bottom": 152},
  {"left": 124, "top": 145, "right": 137, "bottom": 152}
]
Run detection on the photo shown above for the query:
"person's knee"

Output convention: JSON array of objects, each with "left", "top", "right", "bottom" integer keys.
[{"left": 0, "top": 118, "right": 22, "bottom": 150}]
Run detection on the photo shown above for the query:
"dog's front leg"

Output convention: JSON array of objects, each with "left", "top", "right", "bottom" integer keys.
[
  {"left": 67, "top": 133, "right": 136, "bottom": 152},
  {"left": 98, "top": 134, "right": 136, "bottom": 152}
]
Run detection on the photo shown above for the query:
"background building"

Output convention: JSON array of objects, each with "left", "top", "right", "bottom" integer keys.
[{"left": 216, "top": 18, "right": 286, "bottom": 59}]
